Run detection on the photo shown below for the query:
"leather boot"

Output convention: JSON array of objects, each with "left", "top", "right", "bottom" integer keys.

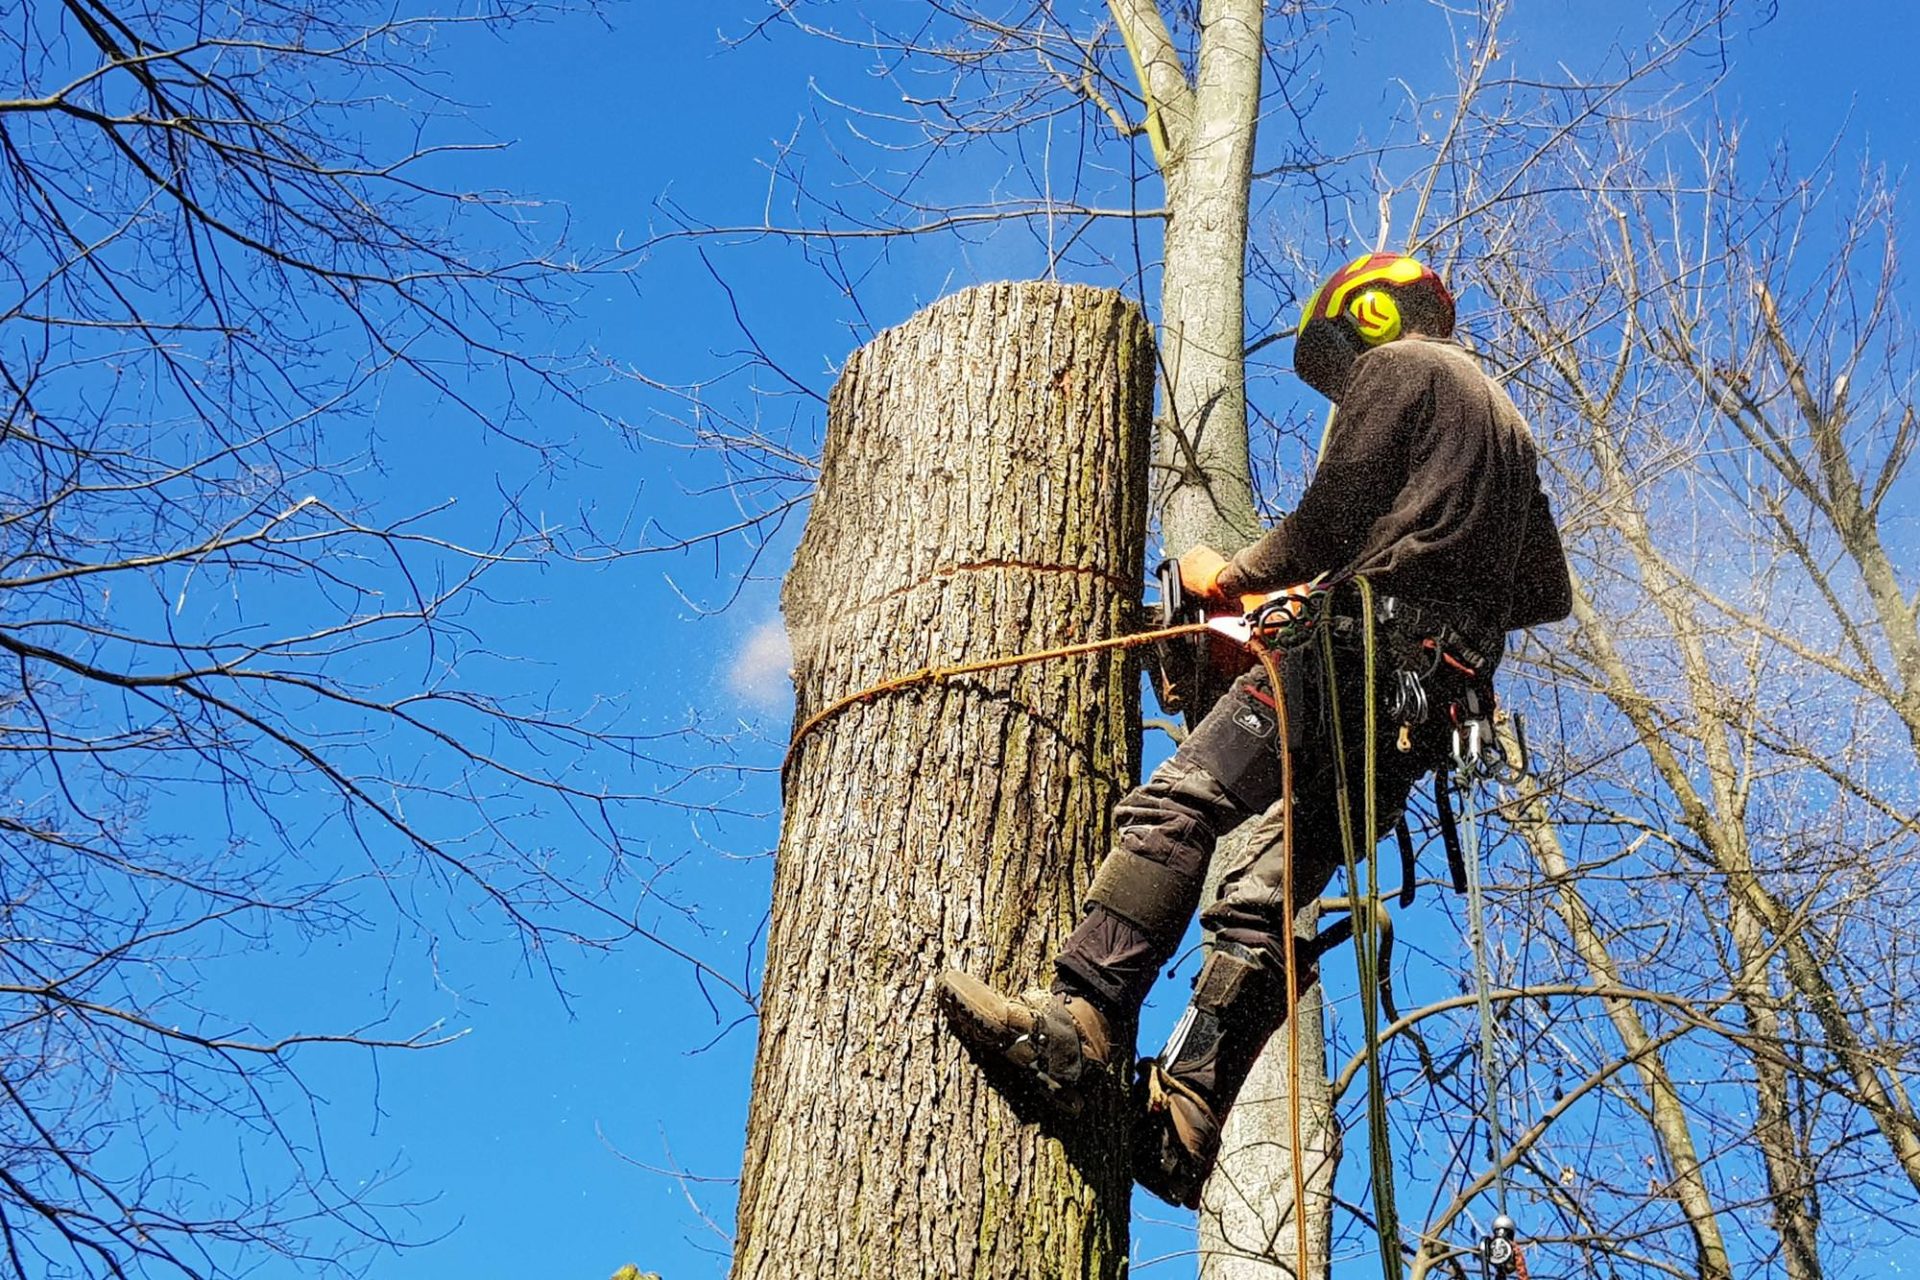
[
  {"left": 935, "top": 970, "right": 1117, "bottom": 1116},
  {"left": 1132, "top": 941, "right": 1288, "bottom": 1208}
]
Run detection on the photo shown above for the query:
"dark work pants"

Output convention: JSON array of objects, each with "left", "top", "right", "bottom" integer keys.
[{"left": 1054, "top": 640, "right": 1458, "bottom": 1018}]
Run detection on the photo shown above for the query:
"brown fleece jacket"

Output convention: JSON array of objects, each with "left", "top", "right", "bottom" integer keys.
[{"left": 1216, "top": 336, "right": 1572, "bottom": 632}]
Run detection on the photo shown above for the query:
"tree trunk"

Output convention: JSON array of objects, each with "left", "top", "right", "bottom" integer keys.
[
  {"left": 1576, "top": 410, "right": 1827, "bottom": 1277},
  {"left": 732, "top": 282, "right": 1153, "bottom": 1280},
  {"left": 1154, "top": 0, "right": 1265, "bottom": 556},
  {"left": 1157, "top": 7, "right": 1345, "bottom": 1273},
  {"left": 1105, "top": 7, "right": 1337, "bottom": 1271}
]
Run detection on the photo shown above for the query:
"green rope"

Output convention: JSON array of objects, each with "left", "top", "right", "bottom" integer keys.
[{"left": 1321, "top": 576, "right": 1403, "bottom": 1279}]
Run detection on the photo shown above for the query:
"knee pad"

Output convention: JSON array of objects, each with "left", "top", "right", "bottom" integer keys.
[{"left": 1087, "top": 846, "right": 1200, "bottom": 940}]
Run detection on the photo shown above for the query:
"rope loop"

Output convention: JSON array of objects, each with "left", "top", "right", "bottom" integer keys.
[{"left": 781, "top": 621, "right": 1209, "bottom": 786}]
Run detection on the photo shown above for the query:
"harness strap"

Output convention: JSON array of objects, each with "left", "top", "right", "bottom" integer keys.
[
  {"left": 1374, "top": 593, "right": 1503, "bottom": 671},
  {"left": 1394, "top": 817, "right": 1418, "bottom": 908}
]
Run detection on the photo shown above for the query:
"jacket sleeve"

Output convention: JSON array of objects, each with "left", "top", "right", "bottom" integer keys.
[
  {"left": 1503, "top": 483, "right": 1573, "bottom": 630},
  {"left": 1217, "top": 349, "right": 1423, "bottom": 596}
]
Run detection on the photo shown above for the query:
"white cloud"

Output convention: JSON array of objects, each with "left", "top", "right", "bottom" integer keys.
[{"left": 727, "top": 618, "right": 794, "bottom": 712}]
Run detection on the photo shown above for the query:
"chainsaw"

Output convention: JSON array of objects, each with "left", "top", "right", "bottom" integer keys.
[{"left": 1150, "top": 559, "right": 1325, "bottom": 716}]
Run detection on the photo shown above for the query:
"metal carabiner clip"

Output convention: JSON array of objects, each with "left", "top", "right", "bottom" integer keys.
[
  {"left": 1387, "top": 668, "right": 1430, "bottom": 726},
  {"left": 1451, "top": 716, "right": 1486, "bottom": 777},
  {"left": 1247, "top": 586, "right": 1326, "bottom": 650}
]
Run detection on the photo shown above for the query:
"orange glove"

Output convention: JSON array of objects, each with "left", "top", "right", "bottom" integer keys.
[{"left": 1177, "top": 545, "right": 1230, "bottom": 602}]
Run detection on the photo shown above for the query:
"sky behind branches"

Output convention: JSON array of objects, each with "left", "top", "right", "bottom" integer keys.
[{"left": 162, "top": 4, "right": 1920, "bottom": 1277}]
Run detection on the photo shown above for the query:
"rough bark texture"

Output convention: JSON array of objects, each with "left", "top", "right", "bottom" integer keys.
[{"left": 731, "top": 282, "right": 1152, "bottom": 1280}]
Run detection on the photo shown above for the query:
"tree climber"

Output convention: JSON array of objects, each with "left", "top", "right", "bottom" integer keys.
[{"left": 937, "top": 253, "right": 1574, "bottom": 1208}]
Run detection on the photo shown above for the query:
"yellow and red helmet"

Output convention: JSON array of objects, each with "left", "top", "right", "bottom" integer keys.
[{"left": 1294, "top": 253, "right": 1455, "bottom": 399}]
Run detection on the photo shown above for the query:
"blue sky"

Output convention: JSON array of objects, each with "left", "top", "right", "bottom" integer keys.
[{"left": 122, "top": 3, "right": 1920, "bottom": 1277}]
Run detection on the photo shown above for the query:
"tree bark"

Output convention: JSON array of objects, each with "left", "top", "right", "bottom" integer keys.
[
  {"left": 1151, "top": 0, "right": 1266, "bottom": 556},
  {"left": 732, "top": 282, "right": 1153, "bottom": 1280}
]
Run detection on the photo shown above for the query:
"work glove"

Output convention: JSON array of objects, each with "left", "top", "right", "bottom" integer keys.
[{"left": 1176, "top": 545, "right": 1231, "bottom": 602}]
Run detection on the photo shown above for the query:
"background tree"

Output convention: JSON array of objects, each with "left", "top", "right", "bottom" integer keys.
[
  {"left": 1349, "top": 64, "right": 1920, "bottom": 1277},
  {"left": 0, "top": 2, "right": 680, "bottom": 1275}
]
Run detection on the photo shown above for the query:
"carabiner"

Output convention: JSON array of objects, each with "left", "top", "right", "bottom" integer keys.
[
  {"left": 1451, "top": 717, "right": 1488, "bottom": 777},
  {"left": 1247, "top": 586, "right": 1326, "bottom": 650},
  {"left": 1386, "top": 669, "right": 1430, "bottom": 726}
]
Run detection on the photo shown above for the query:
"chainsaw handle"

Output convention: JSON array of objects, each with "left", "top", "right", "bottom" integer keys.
[{"left": 1154, "top": 557, "right": 1186, "bottom": 628}]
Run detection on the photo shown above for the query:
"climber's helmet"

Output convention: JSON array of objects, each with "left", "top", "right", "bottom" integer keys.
[{"left": 1293, "top": 253, "right": 1455, "bottom": 400}]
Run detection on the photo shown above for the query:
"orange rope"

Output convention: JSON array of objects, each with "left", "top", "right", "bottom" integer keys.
[{"left": 781, "top": 621, "right": 1212, "bottom": 784}]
